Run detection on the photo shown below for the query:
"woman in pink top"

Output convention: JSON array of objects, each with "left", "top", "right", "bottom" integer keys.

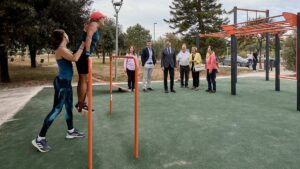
[
  {"left": 124, "top": 46, "right": 137, "bottom": 92},
  {"left": 206, "top": 46, "right": 218, "bottom": 93}
]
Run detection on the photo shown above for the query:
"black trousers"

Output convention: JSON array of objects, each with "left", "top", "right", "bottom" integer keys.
[
  {"left": 207, "top": 69, "right": 217, "bottom": 91},
  {"left": 164, "top": 66, "right": 174, "bottom": 90},
  {"left": 191, "top": 69, "right": 200, "bottom": 87},
  {"left": 180, "top": 65, "right": 190, "bottom": 87},
  {"left": 253, "top": 61, "right": 257, "bottom": 70},
  {"left": 127, "top": 69, "right": 135, "bottom": 89}
]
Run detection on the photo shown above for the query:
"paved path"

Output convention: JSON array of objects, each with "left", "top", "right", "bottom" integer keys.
[{"left": 0, "top": 87, "right": 43, "bottom": 127}]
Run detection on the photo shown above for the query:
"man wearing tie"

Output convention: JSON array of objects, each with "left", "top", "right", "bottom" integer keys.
[
  {"left": 141, "top": 40, "right": 156, "bottom": 92},
  {"left": 161, "top": 40, "right": 177, "bottom": 93}
]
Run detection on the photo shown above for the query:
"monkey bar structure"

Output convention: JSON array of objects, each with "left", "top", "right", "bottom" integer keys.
[{"left": 200, "top": 9, "right": 300, "bottom": 111}]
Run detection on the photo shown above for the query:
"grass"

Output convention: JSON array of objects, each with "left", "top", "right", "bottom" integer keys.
[
  {"left": 0, "top": 55, "right": 253, "bottom": 90},
  {"left": 0, "top": 77, "right": 300, "bottom": 169}
]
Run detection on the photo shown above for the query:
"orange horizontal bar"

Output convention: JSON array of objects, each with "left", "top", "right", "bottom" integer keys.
[
  {"left": 236, "top": 27, "right": 293, "bottom": 36},
  {"left": 237, "top": 8, "right": 268, "bottom": 13},
  {"left": 238, "top": 21, "right": 288, "bottom": 30},
  {"left": 283, "top": 12, "right": 297, "bottom": 27},
  {"left": 237, "top": 25, "right": 293, "bottom": 34},
  {"left": 231, "top": 14, "right": 283, "bottom": 27},
  {"left": 199, "top": 32, "right": 227, "bottom": 38}
]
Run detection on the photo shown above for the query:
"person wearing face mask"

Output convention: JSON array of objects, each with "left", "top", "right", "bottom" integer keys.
[{"left": 32, "top": 29, "right": 85, "bottom": 153}]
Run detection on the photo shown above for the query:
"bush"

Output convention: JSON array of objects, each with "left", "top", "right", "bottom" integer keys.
[{"left": 282, "top": 36, "right": 296, "bottom": 71}]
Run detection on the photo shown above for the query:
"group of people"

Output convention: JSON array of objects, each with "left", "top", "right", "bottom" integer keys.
[
  {"left": 124, "top": 41, "right": 219, "bottom": 94},
  {"left": 32, "top": 10, "right": 219, "bottom": 153}
]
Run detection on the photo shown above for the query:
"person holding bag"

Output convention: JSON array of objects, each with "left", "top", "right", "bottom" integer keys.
[{"left": 189, "top": 47, "right": 202, "bottom": 91}]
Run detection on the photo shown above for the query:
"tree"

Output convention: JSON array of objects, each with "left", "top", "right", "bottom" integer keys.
[
  {"left": 22, "top": 0, "right": 92, "bottom": 68},
  {"left": 165, "top": 33, "right": 183, "bottom": 53},
  {"left": 153, "top": 37, "right": 165, "bottom": 60},
  {"left": 164, "top": 0, "right": 228, "bottom": 58},
  {"left": 96, "top": 18, "right": 125, "bottom": 64},
  {"left": 282, "top": 34, "right": 296, "bottom": 71},
  {"left": 0, "top": 0, "right": 33, "bottom": 82},
  {"left": 124, "top": 24, "right": 151, "bottom": 55}
]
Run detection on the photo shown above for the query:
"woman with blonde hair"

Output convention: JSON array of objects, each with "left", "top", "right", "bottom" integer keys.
[{"left": 189, "top": 47, "right": 202, "bottom": 91}]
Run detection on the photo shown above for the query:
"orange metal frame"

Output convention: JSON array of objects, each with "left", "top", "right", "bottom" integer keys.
[
  {"left": 110, "top": 56, "right": 139, "bottom": 159},
  {"left": 87, "top": 56, "right": 139, "bottom": 169},
  {"left": 199, "top": 12, "right": 298, "bottom": 80},
  {"left": 199, "top": 12, "right": 297, "bottom": 38}
]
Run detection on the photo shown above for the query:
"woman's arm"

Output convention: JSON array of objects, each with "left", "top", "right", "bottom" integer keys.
[{"left": 57, "top": 42, "right": 85, "bottom": 62}]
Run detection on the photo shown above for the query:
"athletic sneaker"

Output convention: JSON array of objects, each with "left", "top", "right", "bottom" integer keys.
[
  {"left": 66, "top": 128, "right": 85, "bottom": 139},
  {"left": 32, "top": 137, "right": 51, "bottom": 153}
]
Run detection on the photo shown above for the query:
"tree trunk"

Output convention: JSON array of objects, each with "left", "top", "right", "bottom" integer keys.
[
  {"left": 29, "top": 44, "right": 37, "bottom": 68},
  {"left": 102, "top": 50, "right": 106, "bottom": 64},
  {"left": 0, "top": 45, "right": 10, "bottom": 82}
]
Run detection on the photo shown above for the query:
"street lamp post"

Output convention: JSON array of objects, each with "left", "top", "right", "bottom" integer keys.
[
  {"left": 112, "top": 0, "right": 123, "bottom": 80},
  {"left": 153, "top": 22, "right": 157, "bottom": 42}
]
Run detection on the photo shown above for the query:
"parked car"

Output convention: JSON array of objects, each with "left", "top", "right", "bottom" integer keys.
[{"left": 222, "top": 56, "right": 249, "bottom": 67}]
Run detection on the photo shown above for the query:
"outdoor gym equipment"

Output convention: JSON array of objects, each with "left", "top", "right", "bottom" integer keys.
[
  {"left": 87, "top": 55, "right": 139, "bottom": 169},
  {"left": 200, "top": 8, "right": 300, "bottom": 110}
]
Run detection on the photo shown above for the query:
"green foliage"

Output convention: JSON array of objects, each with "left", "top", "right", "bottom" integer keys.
[
  {"left": 124, "top": 24, "right": 151, "bottom": 55},
  {"left": 153, "top": 38, "right": 165, "bottom": 60},
  {"left": 96, "top": 18, "right": 125, "bottom": 63},
  {"left": 164, "top": 0, "right": 228, "bottom": 58},
  {"left": 282, "top": 35, "right": 296, "bottom": 71}
]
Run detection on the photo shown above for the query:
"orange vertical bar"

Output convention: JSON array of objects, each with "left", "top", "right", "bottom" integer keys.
[
  {"left": 88, "top": 58, "right": 93, "bottom": 169},
  {"left": 133, "top": 57, "right": 139, "bottom": 159},
  {"left": 110, "top": 56, "right": 113, "bottom": 114}
]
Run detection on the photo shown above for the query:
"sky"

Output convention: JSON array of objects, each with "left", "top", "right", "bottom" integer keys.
[{"left": 93, "top": 0, "right": 300, "bottom": 38}]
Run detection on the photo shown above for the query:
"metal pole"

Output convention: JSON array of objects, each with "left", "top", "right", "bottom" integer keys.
[
  {"left": 153, "top": 23, "right": 157, "bottom": 41},
  {"left": 115, "top": 12, "right": 119, "bottom": 80},
  {"left": 87, "top": 58, "right": 93, "bottom": 169},
  {"left": 297, "top": 12, "right": 300, "bottom": 111},
  {"left": 234, "top": 6, "right": 238, "bottom": 84},
  {"left": 266, "top": 10, "right": 270, "bottom": 81},
  {"left": 275, "top": 33, "right": 280, "bottom": 91},
  {"left": 231, "top": 35, "right": 236, "bottom": 95}
]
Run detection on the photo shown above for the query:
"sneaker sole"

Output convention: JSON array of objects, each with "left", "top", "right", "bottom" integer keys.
[
  {"left": 31, "top": 140, "right": 48, "bottom": 153},
  {"left": 65, "top": 135, "right": 85, "bottom": 139}
]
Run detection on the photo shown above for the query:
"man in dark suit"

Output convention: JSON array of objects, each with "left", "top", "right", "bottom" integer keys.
[
  {"left": 161, "top": 40, "right": 176, "bottom": 93},
  {"left": 141, "top": 40, "right": 156, "bottom": 92}
]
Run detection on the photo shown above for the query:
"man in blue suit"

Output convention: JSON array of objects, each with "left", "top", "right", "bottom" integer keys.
[{"left": 161, "top": 40, "right": 177, "bottom": 93}]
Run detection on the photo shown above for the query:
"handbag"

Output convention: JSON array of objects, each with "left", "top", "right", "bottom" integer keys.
[{"left": 194, "top": 64, "right": 205, "bottom": 72}]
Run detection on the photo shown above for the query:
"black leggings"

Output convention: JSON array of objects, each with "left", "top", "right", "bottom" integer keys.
[
  {"left": 207, "top": 69, "right": 217, "bottom": 91},
  {"left": 191, "top": 68, "right": 200, "bottom": 87},
  {"left": 39, "top": 77, "right": 74, "bottom": 137},
  {"left": 127, "top": 69, "right": 135, "bottom": 89}
]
